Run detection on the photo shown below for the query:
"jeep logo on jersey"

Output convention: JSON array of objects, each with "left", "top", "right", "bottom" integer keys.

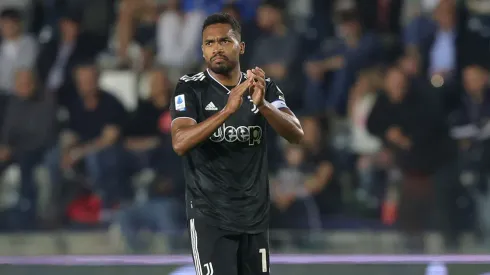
[{"left": 210, "top": 123, "right": 262, "bottom": 145}]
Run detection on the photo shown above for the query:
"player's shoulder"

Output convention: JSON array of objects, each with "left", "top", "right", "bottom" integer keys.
[
  {"left": 263, "top": 77, "right": 283, "bottom": 94},
  {"left": 178, "top": 71, "right": 209, "bottom": 87},
  {"left": 262, "top": 76, "right": 277, "bottom": 89}
]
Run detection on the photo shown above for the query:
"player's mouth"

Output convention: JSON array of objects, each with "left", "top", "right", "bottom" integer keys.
[{"left": 212, "top": 55, "right": 228, "bottom": 63}]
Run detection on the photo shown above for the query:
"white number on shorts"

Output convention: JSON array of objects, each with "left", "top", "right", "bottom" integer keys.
[
  {"left": 259, "top": 248, "right": 267, "bottom": 272},
  {"left": 204, "top": 262, "right": 214, "bottom": 275}
]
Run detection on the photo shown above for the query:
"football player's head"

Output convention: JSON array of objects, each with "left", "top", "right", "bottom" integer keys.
[{"left": 202, "top": 13, "right": 244, "bottom": 75}]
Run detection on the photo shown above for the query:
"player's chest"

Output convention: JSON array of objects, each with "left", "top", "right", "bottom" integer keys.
[{"left": 199, "top": 91, "right": 262, "bottom": 125}]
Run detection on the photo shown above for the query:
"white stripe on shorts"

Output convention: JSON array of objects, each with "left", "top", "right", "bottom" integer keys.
[{"left": 190, "top": 219, "right": 203, "bottom": 275}]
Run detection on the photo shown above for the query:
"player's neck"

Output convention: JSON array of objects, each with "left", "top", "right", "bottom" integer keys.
[{"left": 207, "top": 67, "right": 242, "bottom": 87}]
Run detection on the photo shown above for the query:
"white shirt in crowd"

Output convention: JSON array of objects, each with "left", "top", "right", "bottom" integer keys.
[
  {"left": 0, "top": 35, "right": 38, "bottom": 92},
  {"left": 350, "top": 93, "right": 382, "bottom": 155},
  {"left": 156, "top": 10, "right": 205, "bottom": 69}
]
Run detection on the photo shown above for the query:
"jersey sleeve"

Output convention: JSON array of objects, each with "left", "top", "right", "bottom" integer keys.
[
  {"left": 265, "top": 79, "right": 288, "bottom": 110},
  {"left": 170, "top": 81, "right": 198, "bottom": 124}
]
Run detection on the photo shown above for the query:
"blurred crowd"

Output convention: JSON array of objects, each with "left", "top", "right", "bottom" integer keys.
[{"left": 0, "top": 0, "right": 490, "bottom": 253}]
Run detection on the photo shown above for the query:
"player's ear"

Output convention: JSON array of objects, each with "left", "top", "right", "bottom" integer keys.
[{"left": 239, "top": 42, "right": 245, "bottom": 55}]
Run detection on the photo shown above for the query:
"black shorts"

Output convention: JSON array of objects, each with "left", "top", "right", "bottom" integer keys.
[{"left": 188, "top": 217, "right": 270, "bottom": 275}]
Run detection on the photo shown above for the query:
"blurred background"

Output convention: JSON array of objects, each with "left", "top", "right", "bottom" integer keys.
[{"left": 1, "top": 0, "right": 490, "bottom": 273}]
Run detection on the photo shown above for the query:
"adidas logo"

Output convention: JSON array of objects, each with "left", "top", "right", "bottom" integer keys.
[{"left": 205, "top": 102, "right": 218, "bottom": 111}]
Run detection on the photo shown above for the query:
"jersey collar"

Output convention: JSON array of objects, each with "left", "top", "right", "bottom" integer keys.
[{"left": 206, "top": 69, "right": 243, "bottom": 94}]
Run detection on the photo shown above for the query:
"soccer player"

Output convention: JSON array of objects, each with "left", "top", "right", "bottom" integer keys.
[{"left": 170, "top": 12, "right": 304, "bottom": 275}]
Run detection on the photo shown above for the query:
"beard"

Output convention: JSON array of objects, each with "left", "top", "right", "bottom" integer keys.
[{"left": 208, "top": 59, "right": 237, "bottom": 75}]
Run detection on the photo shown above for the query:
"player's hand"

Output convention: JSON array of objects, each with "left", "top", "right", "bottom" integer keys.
[
  {"left": 249, "top": 67, "right": 266, "bottom": 107},
  {"left": 224, "top": 77, "right": 253, "bottom": 114}
]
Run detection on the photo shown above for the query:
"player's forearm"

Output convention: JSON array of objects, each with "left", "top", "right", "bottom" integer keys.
[
  {"left": 172, "top": 109, "right": 232, "bottom": 156},
  {"left": 258, "top": 101, "right": 303, "bottom": 144}
]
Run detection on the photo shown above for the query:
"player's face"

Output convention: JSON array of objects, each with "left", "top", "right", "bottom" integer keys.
[{"left": 202, "top": 23, "right": 244, "bottom": 75}]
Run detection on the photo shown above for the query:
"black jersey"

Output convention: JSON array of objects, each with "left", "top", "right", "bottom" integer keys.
[{"left": 170, "top": 69, "right": 288, "bottom": 233}]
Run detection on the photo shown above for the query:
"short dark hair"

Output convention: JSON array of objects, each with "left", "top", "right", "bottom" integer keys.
[
  {"left": 0, "top": 8, "right": 22, "bottom": 21},
  {"left": 202, "top": 13, "right": 241, "bottom": 38},
  {"left": 261, "top": 0, "right": 286, "bottom": 11},
  {"left": 73, "top": 60, "right": 99, "bottom": 78}
]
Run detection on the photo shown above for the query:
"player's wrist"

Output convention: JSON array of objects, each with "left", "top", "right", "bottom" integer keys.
[
  {"left": 255, "top": 99, "right": 265, "bottom": 108},
  {"left": 221, "top": 106, "right": 235, "bottom": 116},
  {"left": 257, "top": 100, "right": 269, "bottom": 111}
]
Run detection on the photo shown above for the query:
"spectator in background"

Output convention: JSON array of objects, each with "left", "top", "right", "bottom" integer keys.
[
  {"left": 270, "top": 144, "right": 322, "bottom": 248},
  {"left": 0, "top": 0, "right": 33, "bottom": 28},
  {"left": 449, "top": 63, "right": 490, "bottom": 246},
  {"left": 357, "top": 0, "right": 402, "bottom": 37},
  {"left": 397, "top": 50, "right": 462, "bottom": 115},
  {"left": 117, "top": 161, "right": 184, "bottom": 253},
  {"left": 124, "top": 68, "right": 172, "bottom": 177},
  {"left": 402, "top": 0, "right": 437, "bottom": 49},
  {"left": 0, "top": 69, "right": 57, "bottom": 230},
  {"left": 37, "top": 11, "right": 100, "bottom": 107},
  {"left": 367, "top": 66, "right": 460, "bottom": 252},
  {"left": 0, "top": 8, "right": 38, "bottom": 93},
  {"left": 221, "top": 3, "right": 260, "bottom": 70},
  {"left": 347, "top": 68, "right": 385, "bottom": 205},
  {"left": 398, "top": 51, "right": 421, "bottom": 78},
  {"left": 304, "top": 5, "right": 381, "bottom": 115},
  {"left": 155, "top": 0, "right": 204, "bottom": 82},
  {"left": 116, "top": 0, "right": 162, "bottom": 68},
  {"left": 416, "top": 0, "right": 460, "bottom": 89},
  {"left": 53, "top": 63, "right": 127, "bottom": 210},
  {"left": 119, "top": 67, "right": 184, "bottom": 251},
  {"left": 301, "top": 117, "right": 339, "bottom": 217},
  {"left": 0, "top": 0, "right": 31, "bottom": 14},
  {"left": 250, "top": 0, "right": 299, "bottom": 102},
  {"left": 180, "top": 0, "right": 261, "bottom": 21}
]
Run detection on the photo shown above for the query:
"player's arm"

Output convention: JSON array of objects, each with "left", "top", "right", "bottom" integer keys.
[
  {"left": 249, "top": 68, "right": 303, "bottom": 144},
  {"left": 258, "top": 101, "right": 303, "bottom": 144},
  {"left": 171, "top": 77, "right": 253, "bottom": 156}
]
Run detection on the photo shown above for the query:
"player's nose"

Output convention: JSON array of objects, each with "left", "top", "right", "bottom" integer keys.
[{"left": 212, "top": 44, "right": 224, "bottom": 54}]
